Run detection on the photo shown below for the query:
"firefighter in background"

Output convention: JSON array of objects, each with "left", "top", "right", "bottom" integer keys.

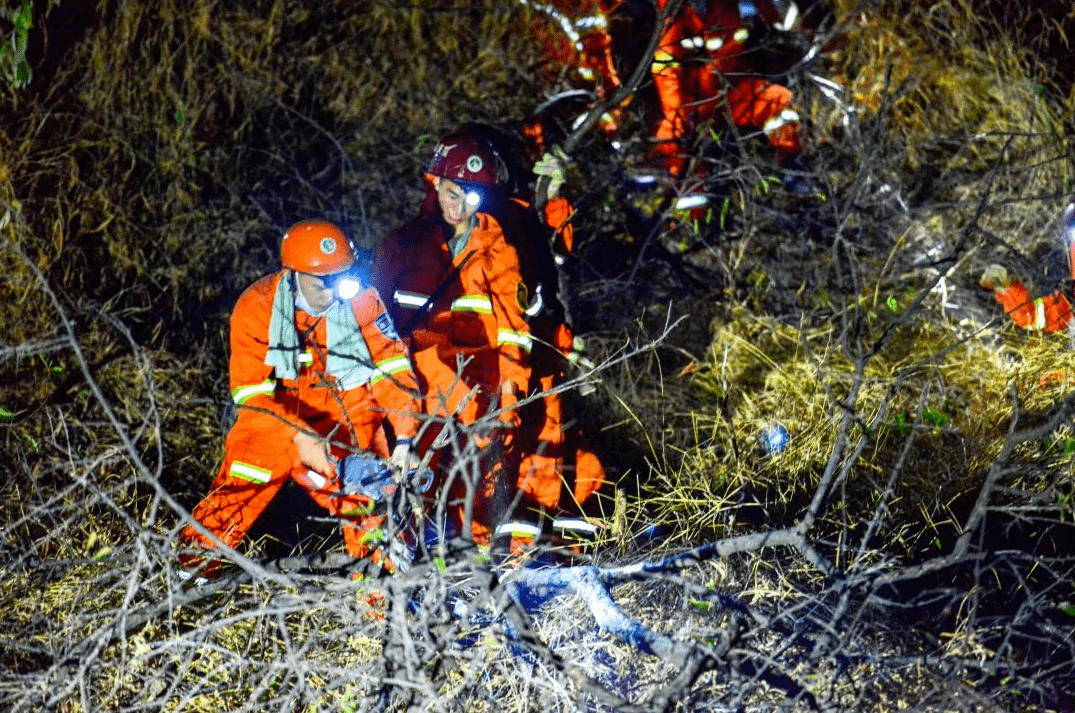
[
  {"left": 980, "top": 198, "right": 1075, "bottom": 333},
  {"left": 372, "top": 131, "right": 605, "bottom": 555},
  {"left": 649, "top": 0, "right": 808, "bottom": 179},
  {"left": 178, "top": 220, "right": 421, "bottom": 580},
  {"left": 522, "top": 0, "right": 627, "bottom": 157}
]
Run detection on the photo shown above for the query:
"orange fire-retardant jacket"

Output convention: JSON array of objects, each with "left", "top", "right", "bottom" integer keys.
[
  {"left": 373, "top": 212, "right": 532, "bottom": 424},
  {"left": 993, "top": 281, "right": 1073, "bottom": 333},
  {"left": 651, "top": 0, "right": 802, "bottom": 171},
  {"left": 229, "top": 270, "right": 420, "bottom": 453}
]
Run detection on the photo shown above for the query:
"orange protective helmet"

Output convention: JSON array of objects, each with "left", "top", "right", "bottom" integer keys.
[
  {"left": 426, "top": 133, "right": 507, "bottom": 187},
  {"left": 280, "top": 220, "right": 355, "bottom": 275}
]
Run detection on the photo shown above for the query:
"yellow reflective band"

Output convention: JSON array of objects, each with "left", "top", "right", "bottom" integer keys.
[
  {"left": 369, "top": 355, "right": 413, "bottom": 385},
  {"left": 229, "top": 461, "right": 272, "bottom": 484},
  {"left": 232, "top": 380, "right": 274, "bottom": 405},
  {"left": 651, "top": 49, "right": 678, "bottom": 74},
  {"left": 452, "top": 295, "right": 493, "bottom": 313},
  {"left": 734, "top": 28, "right": 749, "bottom": 43},
  {"left": 298, "top": 349, "right": 313, "bottom": 364},
  {"left": 1034, "top": 298, "right": 1047, "bottom": 330},
  {"left": 498, "top": 330, "right": 533, "bottom": 353},
  {"left": 494, "top": 522, "right": 542, "bottom": 538}
]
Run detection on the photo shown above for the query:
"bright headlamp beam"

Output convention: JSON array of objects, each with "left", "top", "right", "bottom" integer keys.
[{"left": 336, "top": 277, "right": 362, "bottom": 300}]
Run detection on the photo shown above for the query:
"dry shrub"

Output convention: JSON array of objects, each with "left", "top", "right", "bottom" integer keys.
[
  {"left": 820, "top": 0, "right": 1069, "bottom": 183},
  {"left": 2, "top": 1, "right": 1075, "bottom": 710},
  {"left": 634, "top": 292, "right": 1074, "bottom": 555}
]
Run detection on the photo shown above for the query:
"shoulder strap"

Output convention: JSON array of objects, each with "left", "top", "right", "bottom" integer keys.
[{"left": 399, "top": 249, "right": 476, "bottom": 336}]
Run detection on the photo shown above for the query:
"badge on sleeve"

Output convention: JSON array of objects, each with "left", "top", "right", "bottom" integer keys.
[{"left": 375, "top": 312, "right": 399, "bottom": 340}]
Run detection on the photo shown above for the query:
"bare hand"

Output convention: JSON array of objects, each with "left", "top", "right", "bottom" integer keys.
[{"left": 293, "top": 431, "right": 336, "bottom": 478}]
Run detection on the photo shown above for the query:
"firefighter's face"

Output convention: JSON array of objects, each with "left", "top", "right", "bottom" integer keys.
[
  {"left": 296, "top": 272, "right": 337, "bottom": 313},
  {"left": 434, "top": 177, "right": 479, "bottom": 234}
]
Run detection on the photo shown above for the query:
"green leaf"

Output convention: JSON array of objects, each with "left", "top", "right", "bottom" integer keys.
[
  {"left": 0, "top": 408, "right": 13, "bottom": 419},
  {"left": 886, "top": 295, "right": 899, "bottom": 312}
]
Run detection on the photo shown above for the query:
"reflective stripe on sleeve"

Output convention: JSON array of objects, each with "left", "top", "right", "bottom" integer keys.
[
  {"left": 394, "top": 290, "right": 429, "bottom": 309},
  {"left": 498, "top": 330, "right": 533, "bottom": 353},
  {"left": 232, "top": 380, "right": 274, "bottom": 405},
  {"left": 494, "top": 521, "right": 542, "bottom": 538},
  {"left": 763, "top": 108, "right": 801, "bottom": 136},
  {"left": 369, "top": 354, "right": 413, "bottom": 385},
  {"left": 552, "top": 518, "right": 600, "bottom": 537},
  {"left": 228, "top": 461, "right": 272, "bottom": 484},
  {"left": 452, "top": 295, "right": 493, "bottom": 314},
  {"left": 1034, "top": 298, "right": 1047, "bottom": 330}
]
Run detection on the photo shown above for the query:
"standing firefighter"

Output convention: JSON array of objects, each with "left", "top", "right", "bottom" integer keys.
[
  {"left": 649, "top": 0, "right": 806, "bottom": 178},
  {"left": 980, "top": 197, "right": 1075, "bottom": 334},
  {"left": 373, "top": 130, "right": 606, "bottom": 556},
  {"left": 178, "top": 220, "right": 421, "bottom": 580},
  {"left": 372, "top": 133, "right": 533, "bottom": 552},
  {"left": 522, "top": 0, "right": 627, "bottom": 154}
]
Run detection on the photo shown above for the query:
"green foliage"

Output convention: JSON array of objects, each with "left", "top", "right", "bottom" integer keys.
[{"left": 0, "top": 2, "right": 33, "bottom": 91}]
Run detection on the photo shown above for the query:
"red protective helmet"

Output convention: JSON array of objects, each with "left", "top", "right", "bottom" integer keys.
[
  {"left": 280, "top": 220, "right": 356, "bottom": 275},
  {"left": 426, "top": 133, "right": 507, "bottom": 187}
]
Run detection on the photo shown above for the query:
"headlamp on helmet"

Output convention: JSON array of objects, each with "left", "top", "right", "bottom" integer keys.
[{"left": 324, "top": 270, "right": 363, "bottom": 300}]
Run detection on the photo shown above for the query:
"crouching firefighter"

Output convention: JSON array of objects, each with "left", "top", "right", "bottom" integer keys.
[{"left": 177, "top": 220, "right": 422, "bottom": 581}]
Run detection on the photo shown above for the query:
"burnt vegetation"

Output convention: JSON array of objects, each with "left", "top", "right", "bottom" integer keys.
[{"left": 2, "top": 0, "right": 1075, "bottom": 711}]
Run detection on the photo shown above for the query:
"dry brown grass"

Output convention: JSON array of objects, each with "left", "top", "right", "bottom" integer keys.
[{"left": 2, "top": 0, "right": 1075, "bottom": 710}]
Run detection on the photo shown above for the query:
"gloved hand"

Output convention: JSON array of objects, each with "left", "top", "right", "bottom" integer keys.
[
  {"left": 497, "top": 383, "right": 522, "bottom": 429},
  {"left": 382, "top": 534, "right": 415, "bottom": 574},
  {"left": 389, "top": 438, "right": 419, "bottom": 474},
  {"left": 979, "top": 264, "right": 1011, "bottom": 290},
  {"left": 533, "top": 146, "right": 568, "bottom": 201}
]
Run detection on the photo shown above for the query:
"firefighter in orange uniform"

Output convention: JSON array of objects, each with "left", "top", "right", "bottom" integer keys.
[
  {"left": 980, "top": 198, "right": 1075, "bottom": 334},
  {"left": 372, "top": 134, "right": 534, "bottom": 549},
  {"left": 650, "top": 0, "right": 805, "bottom": 177},
  {"left": 178, "top": 220, "right": 421, "bottom": 580},
  {"left": 522, "top": 0, "right": 626, "bottom": 156}
]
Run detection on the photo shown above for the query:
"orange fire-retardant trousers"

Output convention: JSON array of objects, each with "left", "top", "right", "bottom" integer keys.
[
  {"left": 516, "top": 323, "right": 606, "bottom": 521},
  {"left": 409, "top": 344, "right": 508, "bottom": 546},
  {"left": 653, "top": 60, "right": 802, "bottom": 176},
  {"left": 179, "top": 415, "right": 386, "bottom": 561}
]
